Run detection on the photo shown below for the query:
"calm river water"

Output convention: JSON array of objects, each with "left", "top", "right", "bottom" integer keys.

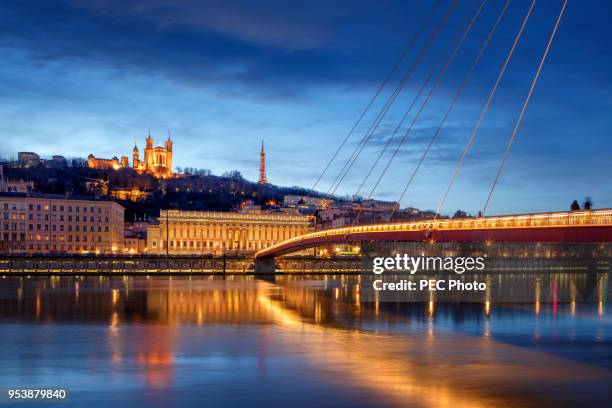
[{"left": 0, "top": 274, "right": 610, "bottom": 407}]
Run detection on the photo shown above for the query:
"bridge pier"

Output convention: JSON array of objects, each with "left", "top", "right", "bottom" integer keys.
[{"left": 254, "top": 257, "right": 276, "bottom": 275}]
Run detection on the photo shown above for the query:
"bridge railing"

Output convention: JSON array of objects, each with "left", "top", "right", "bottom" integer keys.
[{"left": 256, "top": 208, "right": 612, "bottom": 257}]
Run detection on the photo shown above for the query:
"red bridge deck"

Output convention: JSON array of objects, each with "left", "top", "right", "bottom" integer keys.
[{"left": 256, "top": 209, "right": 612, "bottom": 258}]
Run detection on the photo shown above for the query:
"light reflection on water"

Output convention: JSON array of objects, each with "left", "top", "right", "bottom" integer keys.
[{"left": 0, "top": 274, "right": 610, "bottom": 407}]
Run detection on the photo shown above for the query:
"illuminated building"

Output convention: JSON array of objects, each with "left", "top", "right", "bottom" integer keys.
[
  {"left": 87, "top": 132, "right": 173, "bottom": 178},
  {"left": 86, "top": 155, "right": 127, "bottom": 171},
  {"left": 258, "top": 140, "right": 267, "bottom": 185},
  {"left": 124, "top": 220, "right": 149, "bottom": 254},
  {"left": 124, "top": 234, "right": 146, "bottom": 254},
  {"left": 146, "top": 210, "right": 313, "bottom": 254},
  {"left": 283, "top": 195, "right": 333, "bottom": 209},
  {"left": 110, "top": 187, "right": 150, "bottom": 202},
  {"left": 0, "top": 193, "right": 124, "bottom": 254}
]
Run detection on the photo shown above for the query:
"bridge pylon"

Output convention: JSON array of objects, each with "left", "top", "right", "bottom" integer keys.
[{"left": 254, "top": 257, "right": 276, "bottom": 275}]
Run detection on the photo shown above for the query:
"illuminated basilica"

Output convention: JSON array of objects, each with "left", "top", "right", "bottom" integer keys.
[{"left": 88, "top": 133, "right": 173, "bottom": 178}]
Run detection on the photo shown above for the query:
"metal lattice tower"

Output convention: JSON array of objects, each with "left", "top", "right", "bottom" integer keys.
[{"left": 258, "top": 140, "right": 268, "bottom": 185}]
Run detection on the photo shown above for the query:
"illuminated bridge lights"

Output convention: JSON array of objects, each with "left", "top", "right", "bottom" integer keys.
[{"left": 256, "top": 208, "right": 612, "bottom": 258}]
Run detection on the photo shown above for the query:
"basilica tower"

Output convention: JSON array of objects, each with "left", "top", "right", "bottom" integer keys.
[
  {"left": 165, "top": 134, "right": 173, "bottom": 174},
  {"left": 132, "top": 144, "right": 140, "bottom": 169}
]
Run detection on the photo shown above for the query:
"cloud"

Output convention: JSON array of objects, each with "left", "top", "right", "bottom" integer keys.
[{"left": 69, "top": 0, "right": 329, "bottom": 50}]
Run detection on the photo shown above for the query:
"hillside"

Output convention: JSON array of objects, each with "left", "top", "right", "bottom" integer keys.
[{"left": 2, "top": 162, "right": 337, "bottom": 221}]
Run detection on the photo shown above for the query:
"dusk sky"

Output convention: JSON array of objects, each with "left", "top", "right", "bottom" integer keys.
[{"left": 1, "top": 0, "right": 610, "bottom": 215}]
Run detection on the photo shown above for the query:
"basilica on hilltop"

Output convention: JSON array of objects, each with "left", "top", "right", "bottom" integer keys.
[{"left": 87, "top": 133, "right": 173, "bottom": 179}]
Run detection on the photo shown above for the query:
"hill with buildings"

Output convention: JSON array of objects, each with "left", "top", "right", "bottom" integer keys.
[{"left": 0, "top": 159, "right": 337, "bottom": 221}]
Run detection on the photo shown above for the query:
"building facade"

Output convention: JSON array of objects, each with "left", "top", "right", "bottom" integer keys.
[
  {"left": 0, "top": 165, "right": 33, "bottom": 193},
  {"left": 88, "top": 133, "right": 173, "bottom": 178},
  {"left": 17, "top": 152, "right": 41, "bottom": 168},
  {"left": 0, "top": 193, "right": 125, "bottom": 254},
  {"left": 147, "top": 210, "right": 313, "bottom": 255}
]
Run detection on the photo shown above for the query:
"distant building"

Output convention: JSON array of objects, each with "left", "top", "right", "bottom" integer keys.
[
  {"left": 357, "top": 199, "right": 400, "bottom": 213},
  {"left": 124, "top": 221, "right": 149, "bottom": 254},
  {"left": 0, "top": 193, "right": 125, "bottom": 254},
  {"left": 110, "top": 187, "right": 150, "bottom": 202},
  {"left": 88, "top": 132, "right": 173, "bottom": 178},
  {"left": 47, "top": 155, "right": 68, "bottom": 168},
  {"left": 331, "top": 216, "right": 354, "bottom": 228},
  {"left": 0, "top": 165, "right": 33, "bottom": 193},
  {"left": 17, "top": 152, "right": 40, "bottom": 168},
  {"left": 283, "top": 195, "right": 333, "bottom": 209},
  {"left": 85, "top": 180, "right": 109, "bottom": 196},
  {"left": 147, "top": 210, "right": 313, "bottom": 255},
  {"left": 124, "top": 234, "right": 146, "bottom": 254}
]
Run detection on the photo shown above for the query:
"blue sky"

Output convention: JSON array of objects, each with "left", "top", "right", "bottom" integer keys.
[{"left": 0, "top": 0, "right": 610, "bottom": 215}]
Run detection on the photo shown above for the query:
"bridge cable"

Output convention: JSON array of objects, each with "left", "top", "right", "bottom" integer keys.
[
  {"left": 482, "top": 0, "right": 567, "bottom": 215},
  {"left": 311, "top": 0, "right": 443, "bottom": 191},
  {"left": 389, "top": 0, "right": 510, "bottom": 222},
  {"left": 351, "top": 0, "right": 487, "bottom": 225},
  {"left": 326, "top": 1, "right": 458, "bottom": 196},
  {"left": 325, "top": 1, "right": 460, "bottom": 197},
  {"left": 350, "top": 0, "right": 485, "bottom": 204},
  {"left": 434, "top": 0, "right": 537, "bottom": 220}
]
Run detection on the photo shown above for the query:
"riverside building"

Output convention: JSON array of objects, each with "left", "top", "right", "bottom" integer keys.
[
  {"left": 0, "top": 193, "right": 125, "bottom": 254},
  {"left": 147, "top": 210, "right": 314, "bottom": 255}
]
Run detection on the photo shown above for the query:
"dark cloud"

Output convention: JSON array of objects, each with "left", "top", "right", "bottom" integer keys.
[{"left": 0, "top": 0, "right": 611, "bottom": 214}]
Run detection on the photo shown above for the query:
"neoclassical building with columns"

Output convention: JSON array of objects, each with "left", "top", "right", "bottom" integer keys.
[{"left": 146, "top": 210, "right": 314, "bottom": 255}]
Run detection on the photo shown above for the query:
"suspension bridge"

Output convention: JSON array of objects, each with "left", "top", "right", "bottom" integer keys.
[{"left": 253, "top": 0, "right": 611, "bottom": 270}]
